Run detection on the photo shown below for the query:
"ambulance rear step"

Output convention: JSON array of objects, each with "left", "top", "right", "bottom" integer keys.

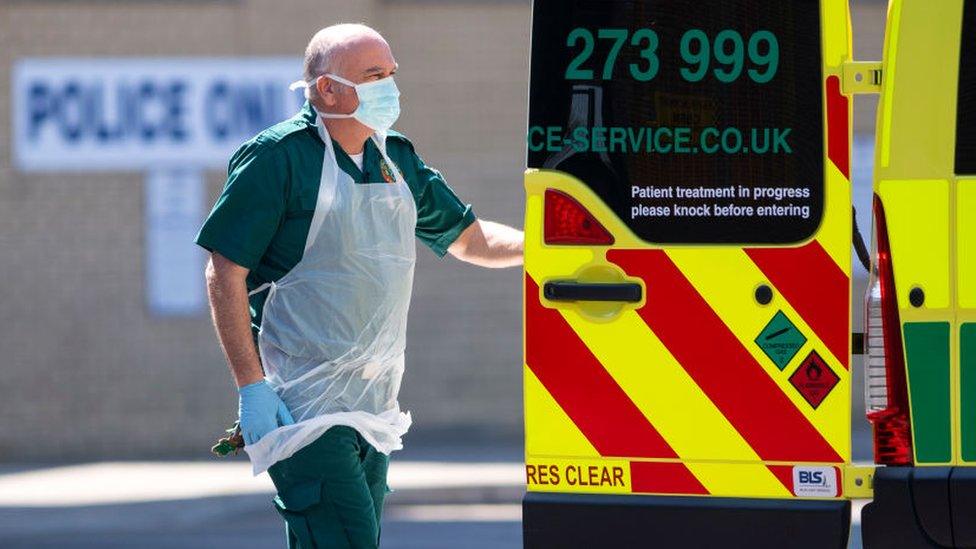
[{"left": 523, "top": 492, "right": 850, "bottom": 548}]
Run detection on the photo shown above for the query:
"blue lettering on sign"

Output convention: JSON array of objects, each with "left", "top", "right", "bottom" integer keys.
[
  {"left": 206, "top": 81, "right": 231, "bottom": 140},
  {"left": 61, "top": 80, "right": 84, "bottom": 142},
  {"left": 27, "top": 78, "right": 192, "bottom": 145},
  {"left": 28, "top": 82, "right": 50, "bottom": 139},
  {"left": 168, "top": 81, "right": 188, "bottom": 142},
  {"left": 205, "top": 81, "right": 285, "bottom": 141},
  {"left": 798, "top": 471, "right": 825, "bottom": 485},
  {"left": 25, "top": 76, "right": 295, "bottom": 147},
  {"left": 138, "top": 81, "right": 157, "bottom": 141}
]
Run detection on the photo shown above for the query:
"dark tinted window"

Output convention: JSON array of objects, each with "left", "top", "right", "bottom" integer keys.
[
  {"left": 528, "top": 0, "right": 824, "bottom": 244},
  {"left": 957, "top": 0, "right": 976, "bottom": 174}
]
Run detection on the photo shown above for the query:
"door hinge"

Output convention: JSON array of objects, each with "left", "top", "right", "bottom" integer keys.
[{"left": 842, "top": 61, "right": 883, "bottom": 95}]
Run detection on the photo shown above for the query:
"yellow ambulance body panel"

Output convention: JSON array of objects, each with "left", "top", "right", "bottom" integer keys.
[
  {"left": 872, "top": 0, "right": 975, "bottom": 466},
  {"left": 860, "top": 3, "right": 976, "bottom": 546}
]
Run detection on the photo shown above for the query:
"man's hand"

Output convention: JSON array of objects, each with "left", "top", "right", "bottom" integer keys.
[
  {"left": 448, "top": 219, "right": 524, "bottom": 268},
  {"left": 207, "top": 252, "right": 292, "bottom": 444},
  {"left": 238, "top": 380, "right": 295, "bottom": 445}
]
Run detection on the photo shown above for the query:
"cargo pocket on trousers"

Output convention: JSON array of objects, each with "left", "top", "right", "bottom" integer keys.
[{"left": 272, "top": 480, "right": 322, "bottom": 549}]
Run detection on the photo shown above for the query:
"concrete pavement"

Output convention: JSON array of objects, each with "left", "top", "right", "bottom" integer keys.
[
  {"left": 0, "top": 456, "right": 525, "bottom": 548},
  {"left": 0, "top": 456, "right": 871, "bottom": 548},
  {"left": 0, "top": 431, "right": 875, "bottom": 548}
]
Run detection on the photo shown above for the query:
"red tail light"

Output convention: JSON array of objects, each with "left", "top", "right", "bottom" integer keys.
[
  {"left": 544, "top": 189, "right": 614, "bottom": 245},
  {"left": 864, "top": 194, "right": 913, "bottom": 465}
]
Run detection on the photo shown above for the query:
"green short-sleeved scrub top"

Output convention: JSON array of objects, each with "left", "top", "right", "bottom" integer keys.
[{"left": 196, "top": 101, "right": 476, "bottom": 334}]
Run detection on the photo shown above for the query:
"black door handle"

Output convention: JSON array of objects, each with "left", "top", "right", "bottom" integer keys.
[{"left": 543, "top": 280, "right": 643, "bottom": 303}]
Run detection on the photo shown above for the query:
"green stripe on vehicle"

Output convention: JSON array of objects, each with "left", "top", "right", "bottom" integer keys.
[
  {"left": 962, "top": 323, "right": 976, "bottom": 461},
  {"left": 904, "top": 322, "right": 951, "bottom": 463}
]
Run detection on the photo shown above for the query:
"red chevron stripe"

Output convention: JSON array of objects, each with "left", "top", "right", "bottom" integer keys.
[
  {"left": 525, "top": 275, "right": 680, "bottom": 460},
  {"left": 630, "top": 461, "right": 708, "bottom": 495},
  {"left": 607, "top": 250, "right": 843, "bottom": 464},
  {"left": 746, "top": 241, "right": 850, "bottom": 369},
  {"left": 826, "top": 75, "right": 851, "bottom": 179},
  {"left": 766, "top": 465, "right": 796, "bottom": 495}
]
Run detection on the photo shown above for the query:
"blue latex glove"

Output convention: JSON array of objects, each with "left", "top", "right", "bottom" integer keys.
[{"left": 238, "top": 380, "right": 295, "bottom": 445}]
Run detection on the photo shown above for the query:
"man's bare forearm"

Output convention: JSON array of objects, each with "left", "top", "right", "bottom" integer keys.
[
  {"left": 205, "top": 253, "right": 265, "bottom": 388},
  {"left": 448, "top": 219, "right": 524, "bottom": 268}
]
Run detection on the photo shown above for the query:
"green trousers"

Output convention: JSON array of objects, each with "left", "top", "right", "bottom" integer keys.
[{"left": 267, "top": 426, "right": 390, "bottom": 549}]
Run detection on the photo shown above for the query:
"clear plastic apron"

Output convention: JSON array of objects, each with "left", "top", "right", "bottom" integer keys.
[{"left": 244, "top": 114, "right": 416, "bottom": 475}]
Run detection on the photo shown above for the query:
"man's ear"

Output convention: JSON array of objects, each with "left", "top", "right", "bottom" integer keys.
[{"left": 316, "top": 77, "right": 337, "bottom": 107}]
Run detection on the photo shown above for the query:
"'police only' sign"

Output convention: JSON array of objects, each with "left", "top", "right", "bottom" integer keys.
[{"left": 12, "top": 58, "right": 306, "bottom": 171}]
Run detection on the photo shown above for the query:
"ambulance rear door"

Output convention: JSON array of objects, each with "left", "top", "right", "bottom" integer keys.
[{"left": 522, "top": 1, "right": 856, "bottom": 546}]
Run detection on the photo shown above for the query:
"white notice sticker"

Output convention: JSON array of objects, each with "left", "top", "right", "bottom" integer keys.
[{"left": 792, "top": 466, "right": 838, "bottom": 497}]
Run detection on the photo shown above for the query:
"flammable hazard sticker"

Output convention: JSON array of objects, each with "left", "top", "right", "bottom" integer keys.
[
  {"left": 789, "top": 350, "right": 840, "bottom": 409},
  {"left": 526, "top": 458, "right": 631, "bottom": 494}
]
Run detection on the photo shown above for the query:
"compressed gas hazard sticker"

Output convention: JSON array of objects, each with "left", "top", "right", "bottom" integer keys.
[
  {"left": 792, "top": 466, "right": 838, "bottom": 497},
  {"left": 789, "top": 351, "right": 839, "bottom": 409},
  {"left": 755, "top": 310, "right": 807, "bottom": 370}
]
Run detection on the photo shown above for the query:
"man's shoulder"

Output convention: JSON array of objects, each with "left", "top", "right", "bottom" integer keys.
[
  {"left": 385, "top": 129, "right": 416, "bottom": 153},
  {"left": 258, "top": 114, "right": 317, "bottom": 146},
  {"left": 229, "top": 115, "right": 317, "bottom": 170}
]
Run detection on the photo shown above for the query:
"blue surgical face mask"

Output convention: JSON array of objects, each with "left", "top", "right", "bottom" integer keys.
[{"left": 317, "top": 73, "right": 401, "bottom": 133}]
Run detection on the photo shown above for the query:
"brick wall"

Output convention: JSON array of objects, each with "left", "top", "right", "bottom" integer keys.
[
  {"left": 0, "top": 0, "right": 886, "bottom": 460},
  {"left": 0, "top": 0, "right": 527, "bottom": 460}
]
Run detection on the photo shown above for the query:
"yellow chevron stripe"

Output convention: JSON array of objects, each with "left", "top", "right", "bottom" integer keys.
[
  {"left": 685, "top": 463, "right": 789, "bottom": 498},
  {"left": 667, "top": 248, "right": 850, "bottom": 462},
  {"left": 818, "top": 161, "right": 853, "bottom": 273},
  {"left": 523, "top": 366, "right": 599, "bottom": 458}
]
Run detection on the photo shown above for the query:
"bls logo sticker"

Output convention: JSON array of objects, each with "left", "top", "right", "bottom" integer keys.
[
  {"left": 792, "top": 466, "right": 838, "bottom": 497},
  {"left": 799, "top": 470, "right": 825, "bottom": 485}
]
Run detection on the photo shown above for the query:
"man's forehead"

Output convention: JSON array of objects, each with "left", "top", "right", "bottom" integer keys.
[{"left": 340, "top": 38, "right": 396, "bottom": 75}]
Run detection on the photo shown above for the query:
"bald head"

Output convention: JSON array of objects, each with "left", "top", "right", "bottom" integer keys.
[{"left": 303, "top": 24, "right": 394, "bottom": 100}]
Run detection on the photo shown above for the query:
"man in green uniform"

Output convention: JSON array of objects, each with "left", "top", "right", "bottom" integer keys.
[{"left": 197, "top": 23, "right": 523, "bottom": 548}]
